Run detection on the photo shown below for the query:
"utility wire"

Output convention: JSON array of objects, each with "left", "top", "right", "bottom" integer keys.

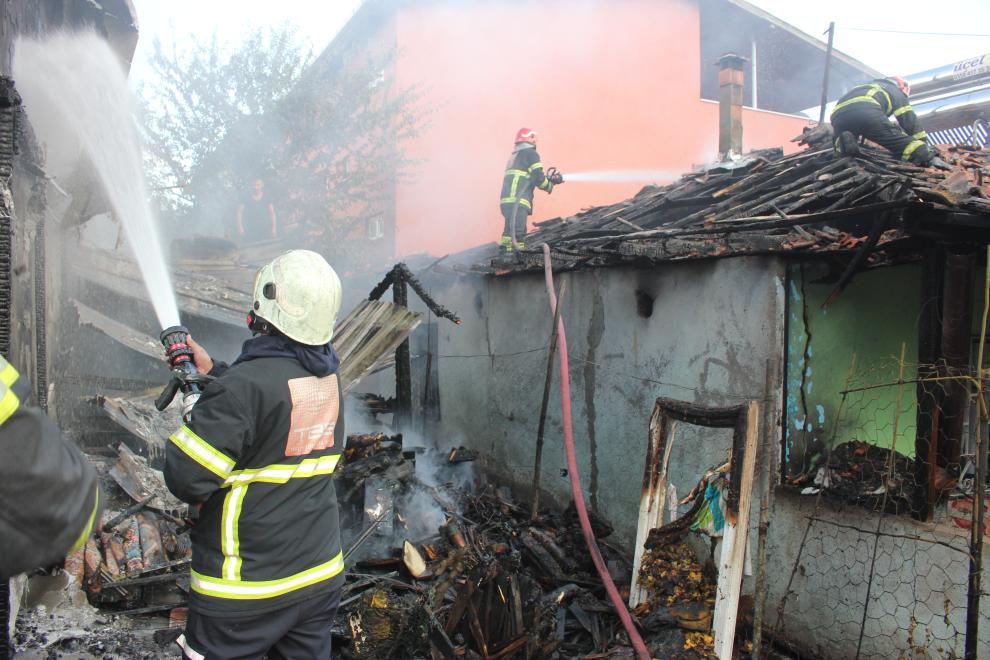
[{"left": 841, "top": 27, "right": 990, "bottom": 37}]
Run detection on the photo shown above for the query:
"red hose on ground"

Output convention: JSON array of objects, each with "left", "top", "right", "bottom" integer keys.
[{"left": 541, "top": 244, "right": 651, "bottom": 660}]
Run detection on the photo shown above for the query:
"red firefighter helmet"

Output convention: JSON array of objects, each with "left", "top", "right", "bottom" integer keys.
[
  {"left": 514, "top": 127, "right": 538, "bottom": 144},
  {"left": 890, "top": 76, "right": 910, "bottom": 96}
]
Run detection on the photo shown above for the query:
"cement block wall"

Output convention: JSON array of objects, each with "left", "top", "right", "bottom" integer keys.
[{"left": 424, "top": 256, "right": 786, "bottom": 547}]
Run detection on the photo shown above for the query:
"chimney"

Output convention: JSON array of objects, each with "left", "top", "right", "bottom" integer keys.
[{"left": 717, "top": 53, "right": 747, "bottom": 158}]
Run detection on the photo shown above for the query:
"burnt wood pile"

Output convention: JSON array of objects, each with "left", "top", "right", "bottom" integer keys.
[
  {"left": 333, "top": 433, "right": 730, "bottom": 659},
  {"left": 480, "top": 136, "right": 990, "bottom": 274}
]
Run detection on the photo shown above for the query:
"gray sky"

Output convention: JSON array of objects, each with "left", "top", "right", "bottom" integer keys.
[{"left": 130, "top": 0, "right": 990, "bottom": 87}]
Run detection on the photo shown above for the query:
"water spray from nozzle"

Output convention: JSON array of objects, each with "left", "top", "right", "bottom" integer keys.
[
  {"left": 155, "top": 325, "right": 209, "bottom": 421},
  {"left": 558, "top": 169, "right": 681, "bottom": 183}
]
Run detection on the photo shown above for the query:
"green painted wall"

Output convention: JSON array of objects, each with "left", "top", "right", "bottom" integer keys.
[{"left": 785, "top": 262, "right": 921, "bottom": 474}]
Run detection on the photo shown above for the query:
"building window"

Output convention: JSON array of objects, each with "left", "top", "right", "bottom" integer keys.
[{"left": 367, "top": 214, "right": 384, "bottom": 240}]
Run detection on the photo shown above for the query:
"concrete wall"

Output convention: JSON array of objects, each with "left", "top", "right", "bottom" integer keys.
[
  {"left": 425, "top": 256, "right": 786, "bottom": 547},
  {"left": 415, "top": 255, "right": 988, "bottom": 658}
]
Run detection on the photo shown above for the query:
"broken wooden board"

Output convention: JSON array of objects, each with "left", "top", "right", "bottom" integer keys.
[
  {"left": 72, "top": 245, "right": 250, "bottom": 327},
  {"left": 73, "top": 299, "right": 166, "bottom": 362},
  {"left": 335, "top": 299, "right": 423, "bottom": 392},
  {"left": 108, "top": 443, "right": 184, "bottom": 515},
  {"left": 100, "top": 390, "right": 180, "bottom": 462}
]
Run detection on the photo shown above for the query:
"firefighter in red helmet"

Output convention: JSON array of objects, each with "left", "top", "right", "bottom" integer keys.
[
  {"left": 498, "top": 128, "right": 563, "bottom": 252},
  {"left": 830, "top": 76, "right": 950, "bottom": 169}
]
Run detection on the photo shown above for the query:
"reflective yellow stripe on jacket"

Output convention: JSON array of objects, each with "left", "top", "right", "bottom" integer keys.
[
  {"left": 203, "top": 451, "right": 342, "bottom": 595},
  {"left": 902, "top": 140, "right": 926, "bottom": 161},
  {"left": 500, "top": 196, "right": 532, "bottom": 209},
  {"left": 192, "top": 551, "right": 344, "bottom": 600},
  {"left": 217, "top": 455, "right": 341, "bottom": 581},
  {"left": 832, "top": 84, "right": 893, "bottom": 116},
  {"left": 169, "top": 425, "right": 236, "bottom": 479},
  {"left": 68, "top": 488, "right": 101, "bottom": 552},
  {"left": 0, "top": 357, "right": 21, "bottom": 425}
]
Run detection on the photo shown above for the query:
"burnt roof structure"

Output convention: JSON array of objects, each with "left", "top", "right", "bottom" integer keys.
[{"left": 471, "top": 134, "right": 990, "bottom": 276}]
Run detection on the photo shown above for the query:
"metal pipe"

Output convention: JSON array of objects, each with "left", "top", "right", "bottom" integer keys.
[
  {"left": 818, "top": 22, "right": 835, "bottom": 125},
  {"left": 964, "top": 246, "right": 990, "bottom": 660},
  {"left": 531, "top": 281, "right": 566, "bottom": 520},
  {"left": 750, "top": 39, "right": 758, "bottom": 110}
]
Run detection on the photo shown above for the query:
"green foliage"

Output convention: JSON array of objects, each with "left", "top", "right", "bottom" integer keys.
[
  {"left": 137, "top": 24, "right": 313, "bottom": 213},
  {"left": 138, "top": 24, "right": 424, "bottom": 269}
]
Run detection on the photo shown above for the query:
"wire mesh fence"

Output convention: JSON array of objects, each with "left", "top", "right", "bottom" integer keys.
[{"left": 766, "top": 350, "right": 989, "bottom": 658}]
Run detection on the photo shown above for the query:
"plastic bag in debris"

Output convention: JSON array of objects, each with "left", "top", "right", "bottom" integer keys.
[{"left": 690, "top": 481, "right": 726, "bottom": 538}]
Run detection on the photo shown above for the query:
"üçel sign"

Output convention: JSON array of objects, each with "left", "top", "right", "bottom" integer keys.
[{"left": 952, "top": 53, "right": 990, "bottom": 80}]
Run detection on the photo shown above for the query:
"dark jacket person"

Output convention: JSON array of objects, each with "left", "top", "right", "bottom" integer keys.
[
  {"left": 164, "top": 250, "right": 345, "bottom": 659},
  {"left": 0, "top": 354, "right": 101, "bottom": 580}
]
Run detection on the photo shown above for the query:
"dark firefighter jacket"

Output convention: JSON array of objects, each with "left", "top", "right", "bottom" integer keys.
[
  {"left": 0, "top": 355, "right": 101, "bottom": 580},
  {"left": 831, "top": 80, "right": 928, "bottom": 154},
  {"left": 500, "top": 142, "right": 553, "bottom": 216},
  {"left": 164, "top": 337, "right": 346, "bottom": 617}
]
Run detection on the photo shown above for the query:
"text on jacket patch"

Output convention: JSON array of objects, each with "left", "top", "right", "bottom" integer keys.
[{"left": 285, "top": 375, "right": 339, "bottom": 456}]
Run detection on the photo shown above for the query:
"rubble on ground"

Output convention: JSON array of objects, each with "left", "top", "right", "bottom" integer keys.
[{"left": 14, "top": 428, "right": 755, "bottom": 659}]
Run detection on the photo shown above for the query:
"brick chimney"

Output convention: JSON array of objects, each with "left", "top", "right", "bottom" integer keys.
[{"left": 717, "top": 53, "right": 747, "bottom": 158}]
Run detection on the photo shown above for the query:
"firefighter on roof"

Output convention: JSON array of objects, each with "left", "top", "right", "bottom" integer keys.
[
  {"left": 499, "top": 127, "right": 564, "bottom": 253},
  {"left": 164, "top": 250, "right": 346, "bottom": 659},
  {"left": 831, "top": 76, "right": 950, "bottom": 169}
]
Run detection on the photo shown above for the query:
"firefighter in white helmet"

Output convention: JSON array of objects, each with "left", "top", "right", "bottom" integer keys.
[{"left": 164, "top": 250, "right": 346, "bottom": 659}]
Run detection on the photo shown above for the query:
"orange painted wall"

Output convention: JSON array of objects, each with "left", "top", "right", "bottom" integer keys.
[{"left": 393, "top": 0, "right": 811, "bottom": 257}]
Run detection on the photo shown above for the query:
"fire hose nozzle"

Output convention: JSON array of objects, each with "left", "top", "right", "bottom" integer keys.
[
  {"left": 156, "top": 325, "right": 208, "bottom": 419},
  {"left": 160, "top": 325, "right": 195, "bottom": 372}
]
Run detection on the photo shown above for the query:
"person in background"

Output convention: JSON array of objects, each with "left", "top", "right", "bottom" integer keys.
[
  {"left": 235, "top": 178, "right": 277, "bottom": 243},
  {"left": 0, "top": 354, "right": 102, "bottom": 578},
  {"left": 164, "top": 250, "right": 345, "bottom": 659}
]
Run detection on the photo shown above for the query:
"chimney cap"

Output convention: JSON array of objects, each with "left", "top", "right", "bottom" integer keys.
[{"left": 715, "top": 53, "right": 749, "bottom": 69}]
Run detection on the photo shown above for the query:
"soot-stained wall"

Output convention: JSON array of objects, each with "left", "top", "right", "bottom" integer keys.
[{"left": 424, "top": 256, "right": 786, "bottom": 546}]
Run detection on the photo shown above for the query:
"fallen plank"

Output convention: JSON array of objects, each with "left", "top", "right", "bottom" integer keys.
[{"left": 73, "top": 299, "right": 166, "bottom": 362}]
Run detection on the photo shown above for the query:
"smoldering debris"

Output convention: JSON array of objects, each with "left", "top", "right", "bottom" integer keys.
[
  {"left": 12, "top": 445, "right": 189, "bottom": 658},
  {"left": 12, "top": 429, "right": 740, "bottom": 659},
  {"left": 332, "top": 432, "right": 734, "bottom": 659}
]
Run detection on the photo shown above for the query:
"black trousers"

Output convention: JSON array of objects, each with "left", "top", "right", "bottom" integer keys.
[
  {"left": 177, "top": 586, "right": 342, "bottom": 660},
  {"left": 832, "top": 106, "right": 931, "bottom": 164}
]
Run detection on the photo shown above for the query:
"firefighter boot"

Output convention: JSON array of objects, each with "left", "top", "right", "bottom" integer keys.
[
  {"left": 834, "top": 131, "right": 861, "bottom": 157},
  {"left": 499, "top": 234, "right": 513, "bottom": 254}
]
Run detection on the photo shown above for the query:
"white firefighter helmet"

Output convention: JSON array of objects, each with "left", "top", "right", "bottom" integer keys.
[{"left": 252, "top": 250, "right": 342, "bottom": 345}]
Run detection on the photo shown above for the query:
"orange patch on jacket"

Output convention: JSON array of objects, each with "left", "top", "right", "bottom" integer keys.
[{"left": 285, "top": 375, "right": 339, "bottom": 456}]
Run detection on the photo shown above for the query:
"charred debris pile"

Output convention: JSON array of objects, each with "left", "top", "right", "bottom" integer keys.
[
  {"left": 18, "top": 431, "right": 736, "bottom": 659},
  {"left": 484, "top": 135, "right": 990, "bottom": 273}
]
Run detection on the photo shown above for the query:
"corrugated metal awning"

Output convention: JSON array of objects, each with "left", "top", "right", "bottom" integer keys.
[{"left": 929, "top": 122, "right": 988, "bottom": 148}]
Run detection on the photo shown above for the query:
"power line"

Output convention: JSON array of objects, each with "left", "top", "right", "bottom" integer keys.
[{"left": 842, "top": 27, "right": 990, "bottom": 37}]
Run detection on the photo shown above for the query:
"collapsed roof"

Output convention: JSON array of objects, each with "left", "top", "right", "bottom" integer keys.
[{"left": 472, "top": 132, "right": 990, "bottom": 276}]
